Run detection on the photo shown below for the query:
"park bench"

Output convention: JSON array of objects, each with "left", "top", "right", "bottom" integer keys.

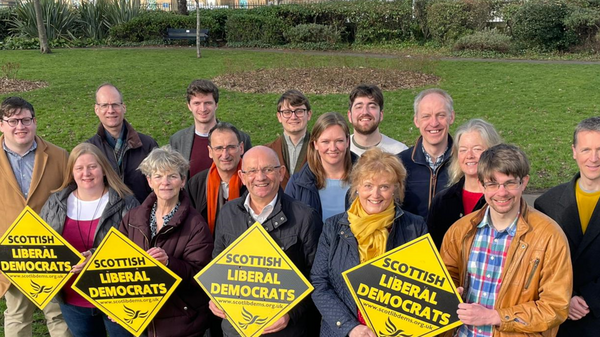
[{"left": 166, "top": 28, "right": 209, "bottom": 43}]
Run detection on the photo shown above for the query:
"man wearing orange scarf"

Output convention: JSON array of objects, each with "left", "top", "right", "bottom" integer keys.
[{"left": 187, "top": 122, "right": 246, "bottom": 235}]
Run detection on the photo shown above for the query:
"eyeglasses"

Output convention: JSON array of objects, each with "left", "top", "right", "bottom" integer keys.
[
  {"left": 278, "top": 108, "right": 307, "bottom": 119},
  {"left": 210, "top": 144, "right": 239, "bottom": 154},
  {"left": 241, "top": 166, "right": 281, "bottom": 177},
  {"left": 2, "top": 117, "right": 34, "bottom": 127},
  {"left": 483, "top": 180, "right": 521, "bottom": 192},
  {"left": 96, "top": 103, "right": 123, "bottom": 111}
]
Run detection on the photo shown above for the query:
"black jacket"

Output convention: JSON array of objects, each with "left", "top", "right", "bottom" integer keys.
[
  {"left": 426, "top": 177, "right": 486, "bottom": 249},
  {"left": 87, "top": 120, "right": 158, "bottom": 203},
  {"left": 535, "top": 173, "right": 600, "bottom": 336},
  {"left": 398, "top": 136, "right": 453, "bottom": 219},
  {"left": 213, "top": 190, "right": 323, "bottom": 337}
]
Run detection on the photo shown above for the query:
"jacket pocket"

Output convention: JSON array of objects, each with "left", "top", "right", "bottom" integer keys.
[{"left": 524, "top": 258, "right": 540, "bottom": 290}]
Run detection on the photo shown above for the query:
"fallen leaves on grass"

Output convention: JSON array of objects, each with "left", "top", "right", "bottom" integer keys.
[
  {"left": 0, "top": 78, "right": 48, "bottom": 94},
  {"left": 213, "top": 67, "right": 440, "bottom": 94}
]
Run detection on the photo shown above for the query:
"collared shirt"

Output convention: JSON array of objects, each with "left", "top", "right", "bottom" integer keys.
[
  {"left": 243, "top": 193, "right": 277, "bottom": 224},
  {"left": 283, "top": 133, "right": 304, "bottom": 175},
  {"left": 3, "top": 140, "right": 37, "bottom": 199},
  {"left": 458, "top": 207, "right": 518, "bottom": 337},
  {"left": 422, "top": 146, "right": 447, "bottom": 171}
]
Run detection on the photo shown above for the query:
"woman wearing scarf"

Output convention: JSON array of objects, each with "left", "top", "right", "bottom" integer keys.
[{"left": 311, "top": 148, "right": 427, "bottom": 337}]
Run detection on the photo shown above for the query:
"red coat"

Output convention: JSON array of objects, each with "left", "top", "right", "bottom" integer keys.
[{"left": 119, "top": 192, "right": 213, "bottom": 337}]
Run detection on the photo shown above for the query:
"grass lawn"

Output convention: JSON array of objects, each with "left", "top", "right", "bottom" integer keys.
[{"left": 0, "top": 47, "right": 597, "bottom": 190}]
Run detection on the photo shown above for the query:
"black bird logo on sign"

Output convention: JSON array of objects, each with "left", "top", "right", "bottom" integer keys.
[
  {"left": 379, "top": 317, "right": 413, "bottom": 337},
  {"left": 123, "top": 305, "right": 149, "bottom": 324},
  {"left": 29, "top": 280, "right": 52, "bottom": 298},
  {"left": 238, "top": 307, "right": 267, "bottom": 329}
]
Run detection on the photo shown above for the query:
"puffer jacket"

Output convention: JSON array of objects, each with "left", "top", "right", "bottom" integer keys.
[
  {"left": 119, "top": 191, "right": 213, "bottom": 337},
  {"left": 40, "top": 183, "right": 139, "bottom": 250},
  {"left": 398, "top": 135, "right": 453, "bottom": 219},
  {"left": 310, "top": 204, "right": 427, "bottom": 337},
  {"left": 440, "top": 200, "right": 573, "bottom": 336}
]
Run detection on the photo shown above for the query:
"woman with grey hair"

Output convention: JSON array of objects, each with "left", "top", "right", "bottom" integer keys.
[
  {"left": 119, "top": 145, "right": 213, "bottom": 337},
  {"left": 427, "top": 119, "right": 502, "bottom": 248}
]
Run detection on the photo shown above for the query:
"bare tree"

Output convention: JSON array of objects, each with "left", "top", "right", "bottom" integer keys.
[
  {"left": 196, "top": 0, "right": 201, "bottom": 58},
  {"left": 33, "top": 0, "right": 50, "bottom": 54}
]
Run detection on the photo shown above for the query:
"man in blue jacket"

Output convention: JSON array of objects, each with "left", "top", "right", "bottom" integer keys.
[{"left": 399, "top": 88, "right": 455, "bottom": 219}]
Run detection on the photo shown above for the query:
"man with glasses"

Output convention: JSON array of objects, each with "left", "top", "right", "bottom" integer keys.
[
  {"left": 347, "top": 84, "right": 407, "bottom": 156},
  {"left": 87, "top": 83, "right": 158, "bottom": 203},
  {"left": 210, "top": 146, "right": 322, "bottom": 337},
  {"left": 265, "top": 90, "right": 312, "bottom": 189},
  {"left": 187, "top": 122, "right": 247, "bottom": 236},
  {"left": 170, "top": 79, "right": 252, "bottom": 180},
  {"left": 441, "top": 144, "right": 572, "bottom": 337},
  {"left": 535, "top": 117, "right": 600, "bottom": 336},
  {"left": 0, "top": 97, "right": 71, "bottom": 336}
]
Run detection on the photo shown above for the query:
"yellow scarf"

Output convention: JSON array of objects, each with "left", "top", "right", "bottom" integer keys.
[{"left": 348, "top": 198, "right": 395, "bottom": 263}]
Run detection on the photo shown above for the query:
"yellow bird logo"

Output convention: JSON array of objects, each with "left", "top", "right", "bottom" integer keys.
[
  {"left": 29, "top": 280, "right": 52, "bottom": 298},
  {"left": 123, "top": 305, "right": 149, "bottom": 324},
  {"left": 238, "top": 307, "right": 267, "bottom": 329},
  {"left": 378, "top": 317, "right": 413, "bottom": 337}
]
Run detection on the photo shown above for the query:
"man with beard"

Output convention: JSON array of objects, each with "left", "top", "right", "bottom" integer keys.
[
  {"left": 347, "top": 84, "right": 407, "bottom": 156},
  {"left": 441, "top": 144, "right": 572, "bottom": 337}
]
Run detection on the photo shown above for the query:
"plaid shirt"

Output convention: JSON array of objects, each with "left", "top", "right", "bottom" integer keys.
[
  {"left": 422, "top": 146, "right": 447, "bottom": 171},
  {"left": 457, "top": 207, "right": 518, "bottom": 337}
]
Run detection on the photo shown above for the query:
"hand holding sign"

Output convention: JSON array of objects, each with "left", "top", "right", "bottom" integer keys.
[
  {"left": 457, "top": 303, "right": 501, "bottom": 326},
  {"left": 209, "top": 300, "right": 227, "bottom": 319},
  {"left": 71, "top": 250, "right": 92, "bottom": 274}
]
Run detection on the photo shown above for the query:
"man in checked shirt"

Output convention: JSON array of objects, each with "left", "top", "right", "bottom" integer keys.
[{"left": 440, "top": 144, "right": 573, "bottom": 337}]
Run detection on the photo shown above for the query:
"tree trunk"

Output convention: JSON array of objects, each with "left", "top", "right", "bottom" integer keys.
[
  {"left": 196, "top": 0, "right": 201, "bottom": 58},
  {"left": 33, "top": 0, "right": 50, "bottom": 54},
  {"left": 178, "top": 0, "right": 188, "bottom": 15}
]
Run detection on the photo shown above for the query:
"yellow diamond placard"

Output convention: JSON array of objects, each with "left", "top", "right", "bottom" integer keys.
[
  {"left": 0, "top": 206, "right": 84, "bottom": 309},
  {"left": 342, "top": 234, "right": 463, "bottom": 337},
  {"left": 72, "top": 228, "right": 181, "bottom": 336},
  {"left": 195, "top": 223, "right": 313, "bottom": 337}
]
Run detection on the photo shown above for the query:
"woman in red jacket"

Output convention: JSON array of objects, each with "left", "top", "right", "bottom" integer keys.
[{"left": 119, "top": 145, "right": 213, "bottom": 337}]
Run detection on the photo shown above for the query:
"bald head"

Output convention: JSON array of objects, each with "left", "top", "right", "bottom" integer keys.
[{"left": 239, "top": 146, "right": 285, "bottom": 207}]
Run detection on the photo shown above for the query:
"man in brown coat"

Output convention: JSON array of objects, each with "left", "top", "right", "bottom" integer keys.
[
  {"left": 265, "top": 90, "right": 312, "bottom": 189},
  {"left": 0, "top": 97, "right": 71, "bottom": 336}
]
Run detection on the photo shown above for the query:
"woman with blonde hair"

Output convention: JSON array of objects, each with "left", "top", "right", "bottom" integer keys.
[
  {"left": 427, "top": 118, "right": 502, "bottom": 248},
  {"left": 311, "top": 148, "right": 427, "bottom": 337},
  {"left": 119, "top": 145, "right": 213, "bottom": 336},
  {"left": 40, "top": 143, "right": 139, "bottom": 336},
  {"left": 285, "top": 112, "right": 356, "bottom": 221}
]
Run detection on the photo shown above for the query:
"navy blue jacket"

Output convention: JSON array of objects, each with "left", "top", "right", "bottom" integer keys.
[
  {"left": 284, "top": 154, "right": 357, "bottom": 221},
  {"left": 398, "top": 136, "right": 453, "bottom": 219},
  {"left": 310, "top": 205, "right": 427, "bottom": 337}
]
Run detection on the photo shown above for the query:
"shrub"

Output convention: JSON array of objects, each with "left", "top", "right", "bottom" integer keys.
[
  {"left": 11, "top": 0, "right": 78, "bottom": 40},
  {"left": 225, "top": 13, "right": 286, "bottom": 46},
  {"left": 352, "top": 0, "right": 413, "bottom": 44},
  {"left": 284, "top": 23, "right": 340, "bottom": 44},
  {"left": 453, "top": 29, "right": 512, "bottom": 52},
  {"left": 426, "top": 0, "right": 494, "bottom": 43},
  {"left": 0, "top": 7, "right": 15, "bottom": 40},
  {"left": 511, "top": 0, "right": 575, "bottom": 51},
  {"left": 564, "top": 5, "right": 600, "bottom": 45},
  {"left": 110, "top": 11, "right": 217, "bottom": 43}
]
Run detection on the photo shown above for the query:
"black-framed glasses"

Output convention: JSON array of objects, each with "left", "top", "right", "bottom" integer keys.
[
  {"left": 2, "top": 117, "right": 34, "bottom": 127},
  {"left": 95, "top": 103, "right": 123, "bottom": 111},
  {"left": 210, "top": 144, "right": 239, "bottom": 154},
  {"left": 483, "top": 180, "right": 521, "bottom": 192},
  {"left": 278, "top": 108, "right": 307, "bottom": 119},
  {"left": 241, "top": 166, "right": 281, "bottom": 177}
]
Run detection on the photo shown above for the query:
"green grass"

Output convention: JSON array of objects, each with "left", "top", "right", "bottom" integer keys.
[{"left": 0, "top": 47, "right": 596, "bottom": 190}]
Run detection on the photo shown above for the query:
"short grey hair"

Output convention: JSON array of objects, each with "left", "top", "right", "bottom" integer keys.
[
  {"left": 138, "top": 145, "right": 189, "bottom": 178},
  {"left": 573, "top": 116, "right": 600, "bottom": 146},
  {"left": 413, "top": 88, "right": 454, "bottom": 117}
]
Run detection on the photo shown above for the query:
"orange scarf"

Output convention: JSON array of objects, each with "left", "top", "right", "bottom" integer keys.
[{"left": 206, "top": 161, "right": 243, "bottom": 234}]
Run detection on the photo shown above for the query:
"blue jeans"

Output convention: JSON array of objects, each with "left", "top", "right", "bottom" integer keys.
[{"left": 59, "top": 302, "right": 133, "bottom": 337}]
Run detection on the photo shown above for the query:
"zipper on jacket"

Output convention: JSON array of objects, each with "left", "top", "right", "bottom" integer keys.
[{"left": 524, "top": 258, "right": 540, "bottom": 290}]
